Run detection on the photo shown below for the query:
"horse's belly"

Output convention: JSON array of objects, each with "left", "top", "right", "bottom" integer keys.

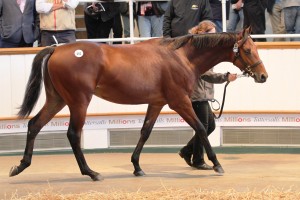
[{"left": 94, "top": 87, "right": 164, "bottom": 105}]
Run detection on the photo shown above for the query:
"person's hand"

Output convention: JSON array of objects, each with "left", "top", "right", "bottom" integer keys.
[
  {"left": 228, "top": 73, "right": 237, "bottom": 82},
  {"left": 235, "top": 0, "right": 243, "bottom": 10}
]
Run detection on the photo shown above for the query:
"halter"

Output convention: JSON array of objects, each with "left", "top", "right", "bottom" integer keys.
[{"left": 232, "top": 36, "right": 262, "bottom": 77}]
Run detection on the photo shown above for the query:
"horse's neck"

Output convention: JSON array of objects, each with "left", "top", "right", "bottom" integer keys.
[{"left": 187, "top": 45, "right": 233, "bottom": 74}]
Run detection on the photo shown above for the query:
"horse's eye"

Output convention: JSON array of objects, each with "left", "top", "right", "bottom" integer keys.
[{"left": 245, "top": 49, "right": 251, "bottom": 55}]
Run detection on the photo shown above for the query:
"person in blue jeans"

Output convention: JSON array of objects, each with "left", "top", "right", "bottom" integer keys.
[
  {"left": 209, "top": 0, "right": 230, "bottom": 32},
  {"left": 227, "top": 0, "right": 244, "bottom": 32},
  {"left": 137, "top": 1, "right": 168, "bottom": 37},
  {"left": 282, "top": 0, "right": 300, "bottom": 41}
]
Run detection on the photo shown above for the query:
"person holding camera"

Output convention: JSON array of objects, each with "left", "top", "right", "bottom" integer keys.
[{"left": 84, "top": 2, "right": 122, "bottom": 43}]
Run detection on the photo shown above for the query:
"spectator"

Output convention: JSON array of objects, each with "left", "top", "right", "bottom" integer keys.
[
  {"left": 209, "top": 0, "right": 230, "bottom": 32},
  {"left": 36, "top": 0, "right": 79, "bottom": 46},
  {"left": 84, "top": 2, "right": 122, "bottom": 44},
  {"left": 163, "top": 0, "right": 213, "bottom": 37},
  {"left": 178, "top": 20, "right": 237, "bottom": 169},
  {"left": 137, "top": 1, "right": 168, "bottom": 37},
  {"left": 0, "top": 0, "right": 39, "bottom": 48},
  {"left": 243, "top": 0, "right": 267, "bottom": 41},
  {"left": 266, "top": 0, "right": 286, "bottom": 41},
  {"left": 227, "top": 0, "right": 244, "bottom": 32},
  {"left": 282, "top": 0, "right": 300, "bottom": 41}
]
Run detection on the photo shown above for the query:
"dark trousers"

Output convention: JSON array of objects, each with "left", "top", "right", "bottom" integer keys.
[
  {"left": 0, "top": 36, "right": 33, "bottom": 48},
  {"left": 181, "top": 101, "right": 216, "bottom": 165},
  {"left": 243, "top": 0, "right": 267, "bottom": 42},
  {"left": 113, "top": 13, "right": 123, "bottom": 44},
  {"left": 84, "top": 12, "right": 123, "bottom": 44},
  {"left": 40, "top": 30, "right": 76, "bottom": 46}
]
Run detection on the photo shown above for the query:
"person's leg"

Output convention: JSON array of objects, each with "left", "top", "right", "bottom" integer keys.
[
  {"left": 213, "top": 20, "right": 223, "bottom": 33},
  {"left": 293, "top": 7, "right": 300, "bottom": 41},
  {"left": 98, "top": 18, "right": 114, "bottom": 40},
  {"left": 243, "top": 0, "right": 266, "bottom": 41},
  {"left": 84, "top": 13, "right": 100, "bottom": 39},
  {"left": 40, "top": 31, "right": 57, "bottom": 46},
  {"left": 55, "top": 30, "right": 76, "bottom": 44},
  {"left": 113, "top": 13, "right": 123, "bottom": 44},
  {"left": 227, "top": 6, "right": 239, "bottom": 32},
  {"left": 206, "top": 106, "right": 216, "bottom": 136},
  {"left": 121, "top": 14, "right": 130, "bottom": 38},
  {"left": 138, "top": 16, "right": 151, "bottom": 37},
  {"left": 269, "top": 2, "right": 286, "bottom": 41},
  {"left": 151, "top": 15, "right": 163, "bottom": 37},
  {"left": 284, "top": 7, "right": 297, "bottom": 41},
  {"left": 0, "top": 39, "right": 19, "bottom": 48}
]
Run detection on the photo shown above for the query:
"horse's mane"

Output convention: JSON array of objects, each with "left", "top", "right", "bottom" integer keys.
[{"left": 160, "top": 33, "right": 237, "bottom": 50}]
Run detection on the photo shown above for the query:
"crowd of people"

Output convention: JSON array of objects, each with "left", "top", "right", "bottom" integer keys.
[{"left": 0, "top": 0, "right": 299, "bottom": 48}]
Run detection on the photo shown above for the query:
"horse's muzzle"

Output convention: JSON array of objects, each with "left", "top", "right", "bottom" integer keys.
[{"left": 255, "top": 73, "right": 268, "bottom": 83}]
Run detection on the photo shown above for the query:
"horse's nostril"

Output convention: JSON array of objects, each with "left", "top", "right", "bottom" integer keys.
[{"left": 261, "top": 74, "right": 267, "bottom": 82}]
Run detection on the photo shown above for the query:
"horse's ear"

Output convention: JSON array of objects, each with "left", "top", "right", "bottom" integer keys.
[
  {"left": 238, "top": 26, "right": 251, "bottom": 47},
  {"left": 243, "top": 26, "right": 252, "bottom": 37}
]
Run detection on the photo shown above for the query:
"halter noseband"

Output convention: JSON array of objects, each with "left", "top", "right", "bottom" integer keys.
[{"left": 232, "top": 36, "right": 262, "bottom": 77}]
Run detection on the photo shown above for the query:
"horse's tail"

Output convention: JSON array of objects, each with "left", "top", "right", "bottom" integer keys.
[{"left": 18, "top": 47, "right": 55, "bottom": 118}]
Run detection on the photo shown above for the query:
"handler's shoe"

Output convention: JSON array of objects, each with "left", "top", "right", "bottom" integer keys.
[
  {"left": 178, "top": 150, "right": 192, "bottom": 166},
  {"left": 192, "top": 163, "right": 213, "bottom": 170}
]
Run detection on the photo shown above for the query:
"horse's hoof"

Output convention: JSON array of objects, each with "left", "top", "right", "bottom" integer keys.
[
  {"left": 213, "top": 165, "right": 225, "bottom": 174},
  {"left": 91, "top": 173, "right": 104, "bottom": 181},
  {"left": 9, "top": 166, "right": 19, "bottom": 177},
  {"left": 133, "top": 170, "right": 146, "bottom": 176}
]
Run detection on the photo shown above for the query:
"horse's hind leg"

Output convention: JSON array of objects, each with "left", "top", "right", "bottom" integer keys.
[
  {"left": 131, "top": 104, "right": 163, "bottom": 176},
  {"left": 170, "top": 98, "right": 224, "bottom": 174},
  {"left": 67, "top": 105, "right": 102, "bottom": 181},
  {"left": 9, "top": 98, "right": 66, "bottom": 177}
]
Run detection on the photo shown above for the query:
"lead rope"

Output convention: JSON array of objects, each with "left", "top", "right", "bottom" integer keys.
[{"left": 210, "top": 81, "right": 230, "bottom": 119}]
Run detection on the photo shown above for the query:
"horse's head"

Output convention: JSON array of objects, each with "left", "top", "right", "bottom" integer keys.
[{"left": 233, "top": 27, "right": 268, "bottom": 83}]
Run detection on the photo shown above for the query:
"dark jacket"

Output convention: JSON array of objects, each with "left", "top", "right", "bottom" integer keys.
[
  {"left": 266, "top": 0, "right": 276, "bottom": 14},
  {"left": 163, "top": 0, "right": 212, "bottom": 37},
  {"left": 209, "top": 0, "right": 230, "bottom": 21},
  {"left": 0, "top": 0, "right": 39, "bottom": 44}
]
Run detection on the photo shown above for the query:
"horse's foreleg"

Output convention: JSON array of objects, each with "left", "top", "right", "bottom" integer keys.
[
  {"left": 172, "top": 100, "right": 224, "bottom": 174},
  {"left": 67, "top": 106, "right": 102, "bottom": 181},
  {"left": 9, "top": 100, "right": 65, "bottom": 177},
  {"left": 131, "top": 105, "right": 163, "bottom": 176}
]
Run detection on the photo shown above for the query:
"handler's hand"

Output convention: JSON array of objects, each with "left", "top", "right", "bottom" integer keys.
[{"left": 228, "top": 73, "right": 237, "bottom": 82}]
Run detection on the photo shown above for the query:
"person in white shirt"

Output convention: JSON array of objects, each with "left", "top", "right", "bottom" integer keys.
[{"left": 36, "top": 0, "right": 79, "bottom": 46}]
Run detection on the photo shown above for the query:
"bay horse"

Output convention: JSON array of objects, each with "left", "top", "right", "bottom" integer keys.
[{"left": 9, "top": 27, "right": 267, "bottom": 181}]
